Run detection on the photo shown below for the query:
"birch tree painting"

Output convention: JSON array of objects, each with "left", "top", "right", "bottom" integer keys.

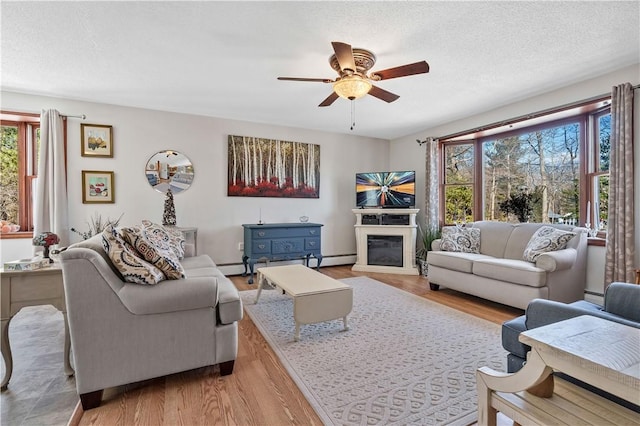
[{"left": 228, "top": 135, "right": 320, "bottom": 198}]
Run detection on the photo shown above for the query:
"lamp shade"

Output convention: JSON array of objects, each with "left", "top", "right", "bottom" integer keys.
[{"left": 333, "top": 75, "right": 372, "bottom": 100}]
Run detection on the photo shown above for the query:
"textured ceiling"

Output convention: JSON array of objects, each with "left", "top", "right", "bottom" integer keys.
[{"left": 2, "top": 1, "right": 639, "bottom": 140}]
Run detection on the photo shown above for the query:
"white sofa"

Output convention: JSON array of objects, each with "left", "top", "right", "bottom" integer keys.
[
  {"left": 427, "top": 221, "right": 588, "bottom": 310},
  {"left": 60, "top": 233, "right": 242, "bottom": 409}
]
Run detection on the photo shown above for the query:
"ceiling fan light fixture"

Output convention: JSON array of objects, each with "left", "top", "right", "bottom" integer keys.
[{"left": 333, "top": 75, "right": 372, "bottom": 100}]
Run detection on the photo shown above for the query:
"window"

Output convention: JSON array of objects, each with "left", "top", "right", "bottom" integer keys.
[
  {"left": 439, "top": 100, "right": 610, "bottom": 228},
  {"left": 443, "top": 142, "right": 475, "bottom": 224},
  {"left": 1, "top": 112, "right": 41, "bottom": 235},
  {"left": 482, "top": 118, "right": 583, "bottom": 224},
  {"left": 587, "top": 110, "right": 611, "bottom": 230}
]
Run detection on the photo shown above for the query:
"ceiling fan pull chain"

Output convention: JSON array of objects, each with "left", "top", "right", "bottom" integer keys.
[{"left": 350, "top": 100, "right": 356, "bottom": 131}]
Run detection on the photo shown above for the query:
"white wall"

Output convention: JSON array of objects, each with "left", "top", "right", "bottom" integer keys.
[
  {"left": 585, "top": 245, "right": 606, "bottom": 303},
  {"left": 1, "top": 238, "right": 33, "bottom": 263},
  {"left": 1, "top": 92, "right": 390, "bottom": 271},
  {"left": 4, "top": 64, "right": 638, "bottom": 285},
  {"left": 390, "top": 63, "right": 640, "bottom": 298}
]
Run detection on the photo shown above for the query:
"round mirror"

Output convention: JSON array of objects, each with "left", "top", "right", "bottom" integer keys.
[{"left": 145, "top": 150, "right": 194, "bottom": 194}]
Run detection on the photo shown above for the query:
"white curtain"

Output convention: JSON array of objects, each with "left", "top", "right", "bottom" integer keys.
[
  {"left": 34, "top": 109, "right": 69, "bottom": 246},
  {"left": 424, "top": 137, "right": 439, "bottom": 231},
  {"left": 604, "top": 83, "right": 635, "bottom": 286}
]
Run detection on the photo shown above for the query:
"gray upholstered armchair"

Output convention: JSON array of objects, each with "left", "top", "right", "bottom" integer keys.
[
  {"left": 60, "top": 234, "right": 242, "bottom": 409},
  {"left": 502, "top": 282, "right": 640, "bottom": 373}
]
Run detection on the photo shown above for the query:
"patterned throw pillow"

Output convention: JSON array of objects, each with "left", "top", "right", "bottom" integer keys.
[
  {"left": 440, "top": 226, "right": 481, "bottom": 253},
  {"left": 523, "top": 226, "right": 576, "bottom": 262},
  {"left": 141, "top": 220, "right": 185, "bottom": 260},
  {"left": 101, "top": 225, "right": 165, "bottom": 285},
  {"left": 121, "top": 224, "right": 186, "bottom": 280},
  {"left": 164, "top": 226, "right": 186, "bottom": 259}
]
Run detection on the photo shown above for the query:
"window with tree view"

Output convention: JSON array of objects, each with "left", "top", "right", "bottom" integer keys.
[
  {"left": 441, "top": 102, "right": 610, "bottom": 228},
  {"left": 484, "top": 119, "right": 581, "bottom": 224},
  {"left": 443, "top": 143, "right": 474, "bottom": 224},
  {"left": 1, "top": 114, "right": 40, "bottom": 234},
  {"left": 590, "top": 111, "right": 610, "bottom": 230}
]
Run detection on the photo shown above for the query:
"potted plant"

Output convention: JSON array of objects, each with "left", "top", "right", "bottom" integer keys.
[
  {"left": 499, "top": 187, "right": 542, "bottom": 223},
  {"left": 71, "top": 212, "right": 124, "bottom": 240},
  {"left": 416, "top": 224, "right": 441, "bottom": 276}
]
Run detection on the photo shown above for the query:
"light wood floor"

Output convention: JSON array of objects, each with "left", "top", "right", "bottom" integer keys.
[{"left": 74, "top": 265, "right": 523, "bottom": 426}]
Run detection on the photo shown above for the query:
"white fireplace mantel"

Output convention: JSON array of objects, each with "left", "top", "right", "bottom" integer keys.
[{"left": 351, "top": 208, "right": 419, "bottom": 275}]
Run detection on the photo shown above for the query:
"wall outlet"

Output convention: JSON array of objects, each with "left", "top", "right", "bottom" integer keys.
[{"left": 237, "top": 242, "right": 244, "bottom": 251}]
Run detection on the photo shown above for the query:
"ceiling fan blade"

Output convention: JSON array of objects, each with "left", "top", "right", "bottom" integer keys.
[
  {"left": 369, "top": 85, "right": 400, "bottom": 103},
  {"left": 331, "top": 41, "right": 357, "bottom": 73},
  {"left": 319, "top": 92, "right": 339, "bottom": 107},
  {"left": 371, "top": 61, "right": 430, "bottom": 80},
  {"left": 278, "top": 77, "right": 334, "bottom": 83}
]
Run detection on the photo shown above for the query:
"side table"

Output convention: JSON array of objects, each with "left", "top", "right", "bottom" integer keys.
[
  {"left": 0, "top": 263, "right": 74, "bottom": 390},
  {"left": 177, "top": 226, "right": 198, "bottom": 255},
  {"left": 477, "top": 315, "right": 640, "bottom": 425}
]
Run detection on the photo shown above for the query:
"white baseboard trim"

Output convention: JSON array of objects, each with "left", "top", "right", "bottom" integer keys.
[
  {"left": 583, "top": 292, "right": 604, "bottom": 305},
  {"left": 217, "top": 254, "right": 357, "bottom": 277}
]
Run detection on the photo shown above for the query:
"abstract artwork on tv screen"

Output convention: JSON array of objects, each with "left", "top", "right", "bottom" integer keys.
[
  {"left": 356, "top": 171, "right": 415, "bottom": 207},
  {"left": 228, "top": 135, "right": 320, "bottom": 198}
]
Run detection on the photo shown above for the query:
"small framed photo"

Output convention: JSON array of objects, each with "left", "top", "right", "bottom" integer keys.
[
  {"left": 82, "top": 170, "right": 115, "bottom": 203},
  {"left": 81, "top": 124, "right": 113, "bottom": 157}
]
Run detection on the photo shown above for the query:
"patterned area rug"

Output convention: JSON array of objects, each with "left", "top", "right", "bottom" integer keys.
[{"left": 240, "top": 276, "right": 507, "bottom": 426}]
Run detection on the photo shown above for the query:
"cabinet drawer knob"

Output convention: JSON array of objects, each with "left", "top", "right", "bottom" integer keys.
[
  {"left": 309, "top": 241, "right": 316, "bottom": 246},
  {"left": 309, "top": 230, "right": 316, "bottom": 235},
  {"left": 258, "top": 231, "right": 265, "bottom": 237},
  {"left": 258, "top": 244, "right": 266, "bottom": 249}
]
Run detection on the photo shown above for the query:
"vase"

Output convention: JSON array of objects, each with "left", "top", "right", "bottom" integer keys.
[
  {"left": 43, "top": 245, "right": 53, "bottom": 263},
  {"left": 418, "top": 259, "right": 429, "bottom": 276}
]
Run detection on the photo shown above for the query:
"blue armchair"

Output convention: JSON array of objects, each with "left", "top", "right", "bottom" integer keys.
[
  {"left": 146, "top": 172, "right": 158, "bottom": 186},
  {"left": 502, "top": 281, "right": 640, "bottom": 374}
]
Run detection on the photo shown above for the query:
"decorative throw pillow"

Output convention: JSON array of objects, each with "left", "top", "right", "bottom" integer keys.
[
  {"left": 121, "top": 224, "right": 186, "bottom": 280},
  {"left": 523, "top": 226, "right": 576, "bottom": 262},
  {"left": 101, "top": 225, "right": 165, "bottom": 285},
  {"left": 164, "top": 226, "right": 186, "bottom": 259},
  {"left": 141, "top": 220, "right": 185, "bottom": 260},
  {"left": 440, "top": 226, "right": 481, "bottom": 253}
]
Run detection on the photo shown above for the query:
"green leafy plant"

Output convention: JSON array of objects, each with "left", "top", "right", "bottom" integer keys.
[
  {"left": 71, "top": 212, "right": 123, "bottom": 240},
  {"left": 416, "top": 224, "right": 441, "bottom": 261}
]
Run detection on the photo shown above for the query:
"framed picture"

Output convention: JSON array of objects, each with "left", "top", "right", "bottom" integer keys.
[
  {"left": 82, "top": 170, "right": 115, "bottom": 203},
  {"left": 227, "top": 135, "right": 320, "bottom": 198},
  {"left": 81, "top": 124, "right": 113, "bottom": 157}
]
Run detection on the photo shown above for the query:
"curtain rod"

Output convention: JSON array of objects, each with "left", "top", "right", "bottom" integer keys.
[
  {"left": 1, "top": 110, "right": 86, "bottom": 119},
  {"left": 429, "top": 84, "right": 640, "bottom": 143},
  {"left": 2, "top": 111, "right": 87, "bottom": 120}
]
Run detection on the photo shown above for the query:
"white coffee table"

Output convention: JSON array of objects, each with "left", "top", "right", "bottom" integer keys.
[{"left": 255, "top": 264, "right": 353, "bottom": 341}]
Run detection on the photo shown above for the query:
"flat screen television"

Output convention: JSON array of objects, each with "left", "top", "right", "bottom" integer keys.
[{"left": 356, "top": 170, "right": 415, "bottom": 208}]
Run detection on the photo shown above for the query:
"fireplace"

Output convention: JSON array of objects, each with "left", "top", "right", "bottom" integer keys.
[
  {"left": 367, "top": 235, "right": 403, "bottom": 267},
  {"left": 351, "top": 208, "right": 419, "bottom": 275}
]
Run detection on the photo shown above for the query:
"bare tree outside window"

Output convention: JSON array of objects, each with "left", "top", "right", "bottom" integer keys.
[
  {"left": 483, "top": 137, "right": 525, "bottom": 220},
  {"left": 481, "top": 121, "right": 581, "bottom": 224},
  {"left": 596, "top": 114, "right": 610, "bottom": 227},
  {"left": 443, "top": 143, "right": 474, "bottom": 224}
]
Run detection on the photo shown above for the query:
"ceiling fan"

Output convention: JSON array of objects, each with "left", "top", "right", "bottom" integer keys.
[{"left": 278, "top": 41, "right": 429, "bottom": 107}]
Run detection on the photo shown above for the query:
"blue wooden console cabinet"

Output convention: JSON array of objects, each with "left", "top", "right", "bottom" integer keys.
[{"left": 242, "top": 223, "right": 323, "bottom": 283}]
